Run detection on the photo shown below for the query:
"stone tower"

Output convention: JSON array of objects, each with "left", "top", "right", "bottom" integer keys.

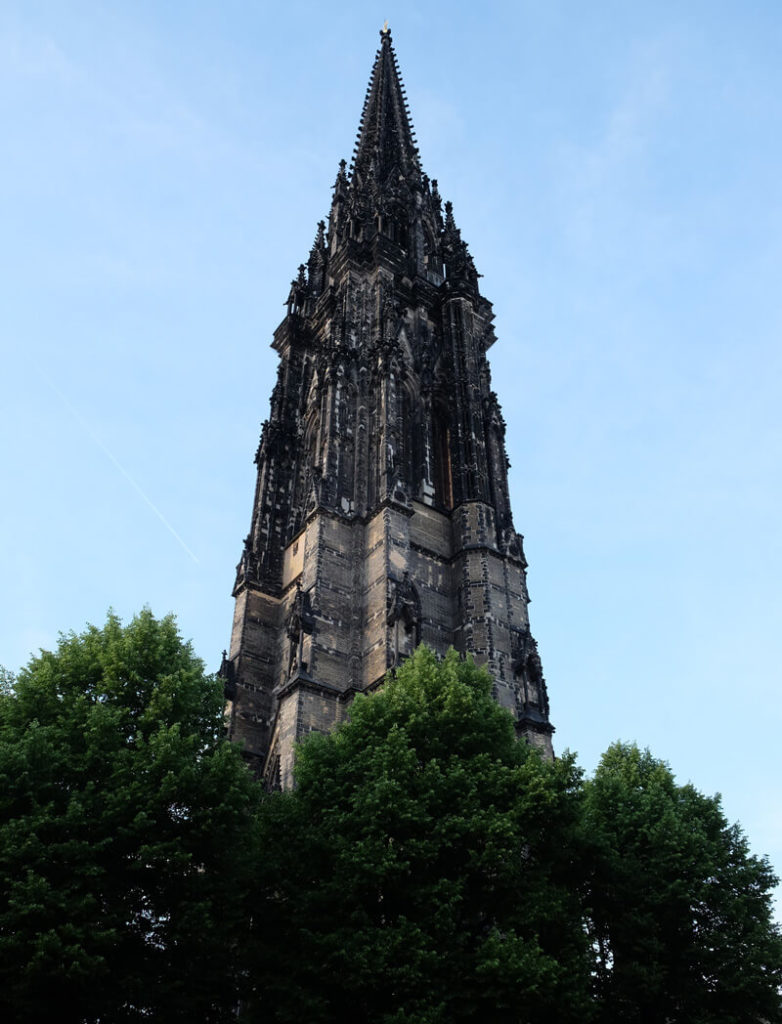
[{"left": 222, "top": 28, "right": 554, "bottom": 788}]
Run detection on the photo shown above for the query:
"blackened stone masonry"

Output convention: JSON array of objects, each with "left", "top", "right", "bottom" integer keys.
[{"left": 221, "top": 27, "right": 554, "bottom": 788}]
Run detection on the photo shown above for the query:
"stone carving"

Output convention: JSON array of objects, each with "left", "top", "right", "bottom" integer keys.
[
  {"left": 285, "top": 584, "right": 315, "bottom": 678},
  {"left": 235, "top": 534, "right": 258, "bottom": 587},
  {"left": 512, "top": 627, "right": 551, "bottom": 720},
  {"left": 218, "top": 649, "right": 236, "bottom": 701},
  {"left": 387, "top": 572, "right": 421, "bottom": 665}
]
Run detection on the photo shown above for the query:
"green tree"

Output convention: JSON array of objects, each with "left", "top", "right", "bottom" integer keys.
[
  {"left": 246, "top": 646, "right": 593, "bottom": 1024},
  {"left": 0, "top": 666, "right": 15, "bottom": 696},
  {"left": 583, "top": 742, "right": 782, "bottom": 1024},
  {"left": 0, "top": 610, "right": 259, "bottom": 1023}
]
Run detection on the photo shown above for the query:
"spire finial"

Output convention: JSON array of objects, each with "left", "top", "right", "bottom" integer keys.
[{"left": 381, "top": 20, "right": 390, "bottom": 37}]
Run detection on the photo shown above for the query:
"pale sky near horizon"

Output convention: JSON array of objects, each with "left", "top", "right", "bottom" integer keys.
[{"left": 2, "top": 1, "right": 781, "bottom": 913}]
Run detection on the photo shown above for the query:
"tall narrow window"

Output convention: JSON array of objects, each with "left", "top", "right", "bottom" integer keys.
[
  {"left": 400, "top": 382, "right": 418, "bottom": 495},
  {"left": 432, "top": 404, "right": 453, "bottom": 509},
  {"left": 292, "top": 414, "right": 319, "bottom": 536}
]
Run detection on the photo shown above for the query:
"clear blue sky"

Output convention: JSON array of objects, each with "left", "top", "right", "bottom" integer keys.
[{"left": 2, "top": 1, "right": 781, "bottom": 910}]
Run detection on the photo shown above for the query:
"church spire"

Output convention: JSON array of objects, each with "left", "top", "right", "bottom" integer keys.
[
  {"left": 350, "top": 26, "right": 421, "bottom": 187},
  {"left": 224, "top": 30, "right": 554, "bottom": 788}
]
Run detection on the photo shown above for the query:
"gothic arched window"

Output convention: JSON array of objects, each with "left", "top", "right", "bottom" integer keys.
[
  {"left": 432, "top": 402, "right": 453, "bottom": 509},
  {"left": 398, "top": 380, "right": 419, "bottom": 495},
  {"left": 291, "top": 412, "right": 320, "bottom": 536}
]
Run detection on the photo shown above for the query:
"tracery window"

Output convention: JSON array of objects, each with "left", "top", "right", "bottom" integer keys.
[{"left": 432, "top": 402, "right": 453, "bottom": 509}]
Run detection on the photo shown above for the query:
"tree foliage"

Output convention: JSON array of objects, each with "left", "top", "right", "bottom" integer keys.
[
  {"left": 0, "top": 665, "right": 15, "bottom": 696},
  {"left": 246, "top": 646, "right": 593, "bottom": 1024},
  {"left": 245, "top": 652, "right": 781, "bottom": 1024},
  {"left": 1, "top": 621, "right": 779, "bottom": 1023},
  {"left": 0, "top": 610, "right": 258, "bottom": 1023},
  {"left": 583, "top": 742, "right": 782, "bottom": 1024}
]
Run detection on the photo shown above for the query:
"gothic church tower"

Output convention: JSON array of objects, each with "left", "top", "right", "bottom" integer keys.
[{"left": 222, "top": 28, "right": 554, "bottom": 787}]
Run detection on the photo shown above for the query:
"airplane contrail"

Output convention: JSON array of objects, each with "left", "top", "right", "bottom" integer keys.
[{"left": 42, "top": 374, "right": 200, "bottom": 564}]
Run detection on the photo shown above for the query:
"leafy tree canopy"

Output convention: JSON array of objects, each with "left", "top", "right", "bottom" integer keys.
[
  {"left": 245, "top": 650, "right": 782, "bottom": 1024},
  {"left": 246, "top": 646, "right": 593, "bottom": 1024},
  {"left": 584, "top": 742, "right": 782, "bottom": 1024},
  {"left": 2, "top": 623, "right": 779, "bottom": 1024},
  {"left": 0, "top": 609, "right": 258, "bottom": 1023},
  {"left": 0, "top": 665, "right": 15, "bottom": 696}
]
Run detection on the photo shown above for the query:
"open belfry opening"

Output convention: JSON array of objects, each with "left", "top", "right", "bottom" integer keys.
[{"left": 221, "top": 27, "right": 554, "bottom": 789}]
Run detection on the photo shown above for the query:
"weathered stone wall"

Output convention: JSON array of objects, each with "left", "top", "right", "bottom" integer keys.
[
  {"left": 226, "top": 485, "right": 552, "bottom": 778},
  {"left": 226, "top": 588, "right": 281, "bottom": 766}
]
